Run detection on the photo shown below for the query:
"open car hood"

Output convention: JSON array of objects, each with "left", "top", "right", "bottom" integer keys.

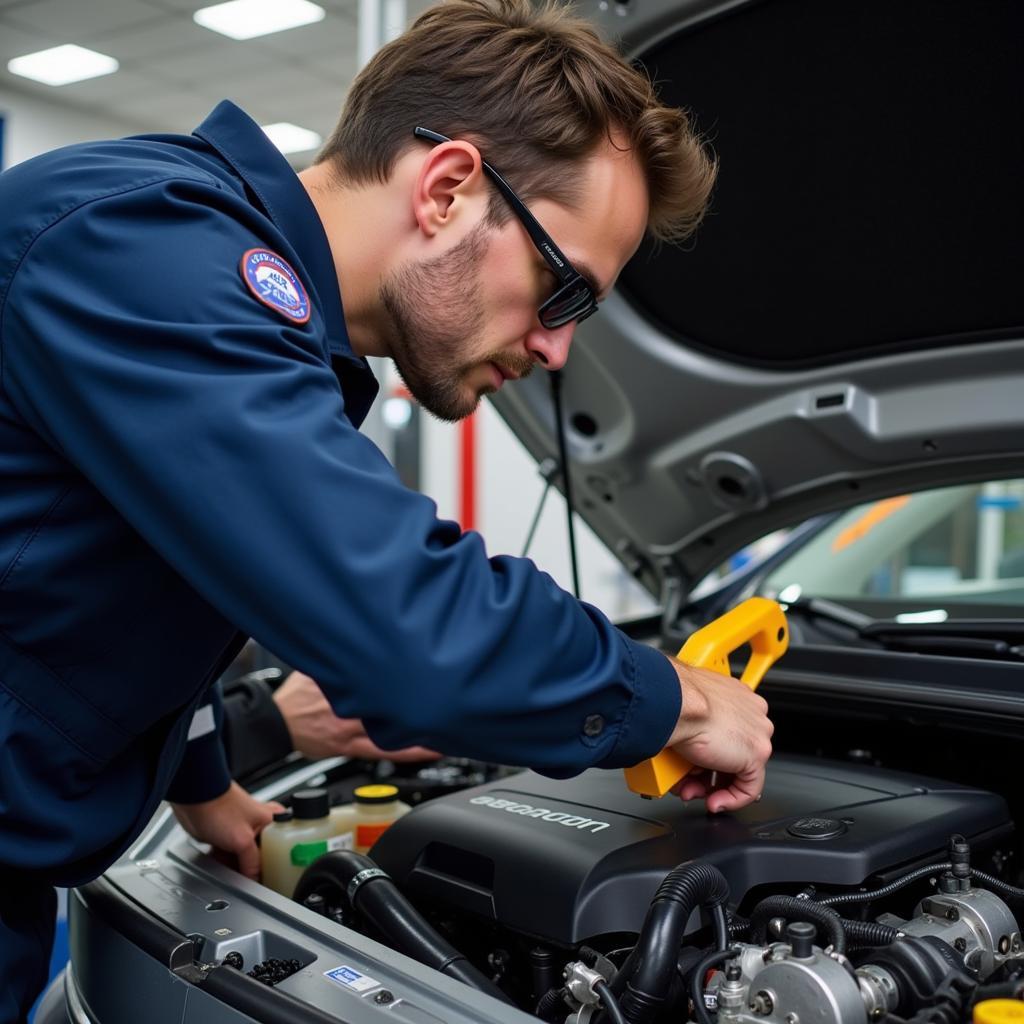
[{"left": 491, "top": 0, "right": 1024, "bottom": 610}]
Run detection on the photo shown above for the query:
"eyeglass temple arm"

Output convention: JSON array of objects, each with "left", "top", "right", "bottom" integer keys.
[{"left": 413, "top": 126, "right": 579, "bottom": 285}]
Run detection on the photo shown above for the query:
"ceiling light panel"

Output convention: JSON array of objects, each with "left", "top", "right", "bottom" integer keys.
[
  {"left": 7, "top": 44, "right": 119, "bottom": 87},
  {"left": 260, "top": 122, "right": 322, "bottom": 155},
  {"left": 194, "top": 0, "right": 326, "bottom": 41}
]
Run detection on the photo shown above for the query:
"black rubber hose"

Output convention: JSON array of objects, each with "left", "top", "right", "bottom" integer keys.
[
  {"left": 972, "top": 869, "right": 1024, "bottom": 905},
  {"left": 816, "top": 864, "right": 954, "bottom": 908},
  {"left": 535, "top": 987, "right": 570, "bottom": 1021},
  {"left": 842, "top": 918, "right": 900, "bottom": 947},
  {"left": 816, "top": 864, "right": 1024, "bottom": 909},
  {"left": 294, "top": 852, "right": 511, "bottom": 1005},
  {"left": 689, "top": 946, "right": 742, "bottom": 1024},
  {"left": 594, "top": 980, "right": 627, "bottom": 1024},
  {"left": 612, "top": 862, "right": 731, "bottom": 1024},
  {"left": 749, "top": 895, "right": 847, "bottom": 954},
  {"left": 711, "top": 904, "right": 729, "bottom": 951}
]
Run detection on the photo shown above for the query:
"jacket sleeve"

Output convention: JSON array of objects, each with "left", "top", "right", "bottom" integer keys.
[
  {"left": 221, "top": 669, "right": 295, "bottom": 780},
  {"left": 164, "top": 686, "right": 233, "bottom": 803},
  {"left": 2, "top": 176, "right": 681, "bottom": 778}
]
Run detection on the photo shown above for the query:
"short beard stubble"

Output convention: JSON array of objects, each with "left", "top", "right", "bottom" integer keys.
[{"left": 380, "top": 223, "right": 533, "bottom": 422}]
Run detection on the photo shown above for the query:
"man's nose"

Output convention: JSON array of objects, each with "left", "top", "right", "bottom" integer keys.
[{"left": 525, "top": 321, "right": 575, "bottom": 371}]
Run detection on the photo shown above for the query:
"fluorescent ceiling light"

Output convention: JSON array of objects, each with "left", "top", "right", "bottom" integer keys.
[
  {"left": 7, "top": 44, "right": 119, "bottom": 87},
  {"left": 194, "top": 0, "right": 326, "bottom": 40},
  {"left": 261, "top": 122, "right": 322, "bottom": 155}
]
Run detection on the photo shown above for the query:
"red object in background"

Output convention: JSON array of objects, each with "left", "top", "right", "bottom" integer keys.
[
  {"left": 460, "top": 414, "right": 477, "bottom": 532},
  {"left": 389, "top": 382, "right": 475, "bottom": 531}
]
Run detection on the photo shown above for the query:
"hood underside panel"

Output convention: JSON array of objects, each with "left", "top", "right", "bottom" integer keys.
[{"left": 620, "top": 0, "right": 1024, "bottom": 368}]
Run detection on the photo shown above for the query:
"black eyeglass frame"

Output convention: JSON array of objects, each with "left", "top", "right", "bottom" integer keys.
[{"left": 413, "top": 127, "right": 599, "bottom": 329}]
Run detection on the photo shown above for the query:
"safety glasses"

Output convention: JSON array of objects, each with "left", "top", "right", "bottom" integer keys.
[{"left": 413, "top": 127, "right": 599, "bottom": 329}]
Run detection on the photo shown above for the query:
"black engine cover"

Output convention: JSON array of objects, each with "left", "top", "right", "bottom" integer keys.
[{"left": 369, "top": 754, "right": 1010, "bottom": 944}]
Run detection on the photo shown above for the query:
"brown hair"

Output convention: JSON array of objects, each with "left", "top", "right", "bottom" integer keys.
[{"left": 318, "top": 0, "right": 716, "bottom": 243}]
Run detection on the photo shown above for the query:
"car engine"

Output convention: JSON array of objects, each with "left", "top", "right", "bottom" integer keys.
[{"left": 286, "top": 753, "right": 1024, "bottom": 1024}]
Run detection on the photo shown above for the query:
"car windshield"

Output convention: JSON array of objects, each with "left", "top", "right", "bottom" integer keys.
[{"left": 761, "top": 479, "right": 1024, "bottom": 620}]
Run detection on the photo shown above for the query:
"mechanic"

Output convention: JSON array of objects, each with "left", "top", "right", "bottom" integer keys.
[
  {"left": 0, "top": 0, "right": 774, "bottom": 1017},
  {"left": 222, "top": 665, "right": 438, "bottom": 777}
]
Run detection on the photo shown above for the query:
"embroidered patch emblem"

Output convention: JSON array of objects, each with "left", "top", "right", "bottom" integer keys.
[{"left": 240, "top": 248, "right": 311, "bottom": 323}]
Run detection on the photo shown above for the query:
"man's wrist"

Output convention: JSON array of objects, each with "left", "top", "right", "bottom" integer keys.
[{"left": 667, "top": 659, "right": 709, "bottom": 747}]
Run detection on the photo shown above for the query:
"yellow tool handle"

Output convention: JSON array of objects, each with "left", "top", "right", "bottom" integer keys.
[{"left": 623, "top": 597, "right": 789, "bottom": 798}]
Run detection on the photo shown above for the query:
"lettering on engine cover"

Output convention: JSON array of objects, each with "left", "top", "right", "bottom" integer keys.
[{"left": 470, "top": 795, "right": 611, "bottom": 833}]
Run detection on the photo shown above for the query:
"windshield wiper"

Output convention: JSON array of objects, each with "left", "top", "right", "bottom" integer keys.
[{"left": 786, "top": 597, "right": 1024, "bottom": 661}]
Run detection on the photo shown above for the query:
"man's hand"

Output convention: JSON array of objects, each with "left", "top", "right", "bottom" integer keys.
[
  {"left": 171, "top": 782, "right": 284, "bottom": 879},
  {"left": 273, "top": 671, "right": 439, "bottom": 762},
  {"left": 664, "top": 659, "right": 774, "bottom": 814}
]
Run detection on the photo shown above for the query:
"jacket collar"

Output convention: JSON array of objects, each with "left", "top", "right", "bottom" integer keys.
[{"left": 193, "top": 100, "right": 379, "bottom": 426}]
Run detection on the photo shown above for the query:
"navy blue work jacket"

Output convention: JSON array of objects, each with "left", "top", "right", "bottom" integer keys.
[{"left": 0, "top": 102, "right": 679, "bottom": 886}]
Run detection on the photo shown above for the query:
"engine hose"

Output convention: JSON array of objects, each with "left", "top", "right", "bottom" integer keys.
[
  {"left": 842, "top": 918, "right": 900, "bottom": 947},
  {"left": 594, "top": 980, "right": 628, "bottom": 1024},
  {"left": 749, "top": 895, "right": 847, "bottom": 954},
  {"left": 689, "top": 946, "right": 743, "bottom": 1024},
  {"left": 609, "top": 862, "right": 731, "bottom": 1024},
  {"left": 535, "top": 987, "right": 571, "bottom": 1021},
  {"left": 817, "top": 864, "right": 1024, "bottom": 909},
  {"left": 711, "top": 904, "right": 729, "bottom": 951},
  {"left": 817, "top": 864, "right": 954, "bottom": 908},
  {"left": 293, "top": 852, "right": 512, "bottom": 1005},
  {"left": 972, "top": 869, "right": 1024, "bottom": 905},
  {"left": 727, "top": 910, "right": 893, "bottom": 949}
]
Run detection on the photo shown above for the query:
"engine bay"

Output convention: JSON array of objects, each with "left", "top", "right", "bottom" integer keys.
[{"left": 253, "top": 751, "right": 1024, "bottom": 1024}]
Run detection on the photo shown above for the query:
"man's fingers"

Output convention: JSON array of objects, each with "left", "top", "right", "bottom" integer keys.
[
  {"left": 235, "top": 837, "right": 262, "bottom": 879},
  {"left": 344, "top": 736, "right": 440, "bottom": 762},
  {"left": 673, "top": 773, "right": 710, "bottom": 802},
  {"left": 706, "top": 765, "right": 766, "bottom": 814},
  {"left": 379, "top": 745, "right": 441, "bottom": 763}
]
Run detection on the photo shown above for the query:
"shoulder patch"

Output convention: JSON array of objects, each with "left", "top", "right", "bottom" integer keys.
[{"left": 240, "top": 248, "right": 311, "bottom": 323}]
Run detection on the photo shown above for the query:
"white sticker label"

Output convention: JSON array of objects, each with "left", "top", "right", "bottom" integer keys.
[
  {"left": 187, "top": 703, "right": 216, "bottom": 741},
  {"left": 324, "top": 965, "right": 380, "bottom": 992},
  {"left": 327, "top": 833, "right": 354, "bottom": 852}
]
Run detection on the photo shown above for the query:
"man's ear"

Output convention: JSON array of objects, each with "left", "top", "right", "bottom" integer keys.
[{"left": 411, "top": 141, "right": 487, "bottom": 238}]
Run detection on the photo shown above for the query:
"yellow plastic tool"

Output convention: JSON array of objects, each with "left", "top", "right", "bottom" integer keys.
[{"left": 624, "top": 596, "right": 789, "bottom": 798}]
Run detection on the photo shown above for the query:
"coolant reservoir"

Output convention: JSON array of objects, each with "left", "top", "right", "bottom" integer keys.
[
  {"left": 260, "top": 788, "right": 355, "bottom": 898},
  {"left": 974, "top": 1001, "right": 1024, "bottom": 1024},
  {"left": 352, "top": 784, "right": 410, "bottom": 854}
]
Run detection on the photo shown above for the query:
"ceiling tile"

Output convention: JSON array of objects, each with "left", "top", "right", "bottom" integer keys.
[
  {"left": 245, "top": 85, "right": 348, "bottom": 129},
  {"left": 144, "top": 35, "right": 272, "bottom": 83},
  {"left": 139, "top": 0, "right": 220, "bottom": 9},
  {"left": 0, "top": 17, "right": 55, "bottom": 61},
  {"left": 98, "top": 14, "right": 221, "bottom": 63},
  {"left": 48, "top": 66, "right": 167, "bottom": 105},
  {"left": 243, "top": 13, "right": 357, "bottom": 60},
  {"left": 104, "top": 84, "right": 218, "bottom": 132},
  {"left": 144, "top": 0, "right": 353, "bottom": 15},
  {"left": 304, "top": 51, "right": 359, "bottom": 88},
  {"left": 3, "top": 0, "right": 165, "bottom": 39},
  {"left": 214, "top": 64, "right": 335, "bottom": 119}
]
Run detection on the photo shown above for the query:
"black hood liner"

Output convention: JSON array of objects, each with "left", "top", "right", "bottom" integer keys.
[{"left": 620, "top": 0, "right": 1024, "bottom": 368}]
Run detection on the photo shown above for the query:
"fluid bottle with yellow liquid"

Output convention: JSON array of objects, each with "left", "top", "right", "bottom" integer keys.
[{"left": 351, "top": 784, "right": 410, "bottom": 854}]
